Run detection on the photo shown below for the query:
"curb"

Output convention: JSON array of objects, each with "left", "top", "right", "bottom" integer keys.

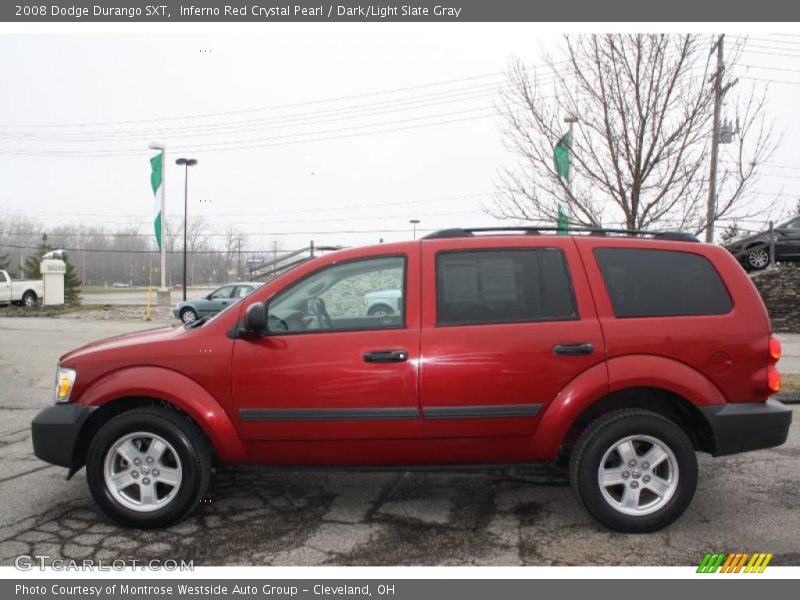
[{"left": 776, "top": 392, "right": 800, "bottom": 405}]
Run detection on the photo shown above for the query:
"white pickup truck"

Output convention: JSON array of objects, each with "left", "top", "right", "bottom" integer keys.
[{"left": 0, "top": 270, "right": 44, "bottom": 307}]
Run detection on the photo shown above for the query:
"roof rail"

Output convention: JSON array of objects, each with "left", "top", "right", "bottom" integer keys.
[{"left": 422, "top": 227, "right": 699, "bottom": 243}]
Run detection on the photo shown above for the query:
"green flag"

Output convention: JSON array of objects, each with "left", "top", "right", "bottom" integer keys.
[
  {"left": 557, "top": 204, "right": 568, "bottom": 235},
  {"left": 150, "top": 153, "right": 163, "bottom": 251},
  {"left": 553, "top": 131, "right": 571, "bottom": 181}
]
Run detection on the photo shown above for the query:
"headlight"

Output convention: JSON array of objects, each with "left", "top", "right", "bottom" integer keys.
[{"left": 54, "top": 366, "right": 77, "bottom": 404}]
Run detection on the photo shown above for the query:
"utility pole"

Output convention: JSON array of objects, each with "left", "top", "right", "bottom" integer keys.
[
  {"left": 707, "top": 34, "right": 725, "bottom": 243},
  {"left": 237, "top": 238, "right": 242, "bottom": 281}
]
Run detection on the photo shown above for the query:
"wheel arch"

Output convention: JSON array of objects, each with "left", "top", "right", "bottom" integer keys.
[
  {"left": 531, "top": 355, "right": 724, "bottom": 463},
  {"left": 555, "top": 387, "right": 715, "bottom": 466},
  {"left": 367, "top": 303, "right": 394, "bottom": 314},
  {"left": 72, "top": 366, "right": 248, "bottom": 472}
]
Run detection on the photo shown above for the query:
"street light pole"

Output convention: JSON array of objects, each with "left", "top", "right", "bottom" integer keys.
[
  {"left": 409, "top": 219, "right": 421, "bottom": 240},
  {"left": 175, "top": 158, "right": 198, "bottom": 302}
]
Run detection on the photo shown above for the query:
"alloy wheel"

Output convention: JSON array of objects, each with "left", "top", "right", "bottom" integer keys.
[
  {"left": 748, "top": 248, "right": 770, "bottom": 269},
  {"left": 597, "top": 434, "right": 679, "bottom": 516},
  {"left": 103, "top": 432, "right": 182, "bottom": 512}
]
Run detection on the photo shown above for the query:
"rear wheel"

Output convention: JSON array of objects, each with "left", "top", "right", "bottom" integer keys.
[
  {"left": 180, "top": 307, "right": 198, "bottom": 323},
  {"left": 368, "top": 304, "right": 394, "bottom": 317},
  {"left": 569, "top": 409, "right": 697, "bottom": 533},
  {"left": 86, "top": 407, "right": 211, "bottom": 528},
  {"left": 22, "top": 291, "right": 37, "bottom": 308}
]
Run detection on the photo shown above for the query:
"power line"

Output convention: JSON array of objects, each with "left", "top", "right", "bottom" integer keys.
[
  {"left": 0, "top": 192, "right": 490, "bottom": 220},
  {"left": 0, "top": 108, "right": 500, "bottom": 157},
  {"left": 0, "top": 78, "right": 527, "bottom": 142},
  {"left": 0, "top": 60, "right": 564, "bottom": 130}
]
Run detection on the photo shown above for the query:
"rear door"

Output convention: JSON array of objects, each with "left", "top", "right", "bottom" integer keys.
[{"left": 419, "top": 236, "right": 606, "bottom": 463}]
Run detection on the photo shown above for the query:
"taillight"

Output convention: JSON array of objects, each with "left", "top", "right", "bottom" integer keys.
[
  {"left": 768, "top": 365, "right": 781, "bottom": 394},
  {"left": 769, "top": 336, "right": 782, "bottom": 364}
]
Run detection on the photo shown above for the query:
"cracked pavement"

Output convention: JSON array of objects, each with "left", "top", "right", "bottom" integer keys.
[{"left": 1, "top": 317, "right": 798, "bottom": 566}]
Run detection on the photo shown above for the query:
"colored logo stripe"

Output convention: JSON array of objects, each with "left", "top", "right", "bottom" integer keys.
[{"left": 697, "top": 552, "right": 773, "bottom": 573}]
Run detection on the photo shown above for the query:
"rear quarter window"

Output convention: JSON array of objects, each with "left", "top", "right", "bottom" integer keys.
[{"left": 594, "top": 248, "right": 732, "bottom": 318}]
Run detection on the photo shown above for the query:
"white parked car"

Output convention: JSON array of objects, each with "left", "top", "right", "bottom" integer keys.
[
  {"left": 0, "top": 270, "right": 44, "bottom": 308},
  {"left": 364, "top": 289, "right": 402, "bottom": 316}
]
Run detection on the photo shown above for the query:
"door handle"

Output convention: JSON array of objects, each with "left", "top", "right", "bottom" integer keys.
[
  {"left": 363, "top": 350, "right": 409, "bottom": 363},
  {"left": 553, "top": 343, "right": 594, "bottom": 356}
]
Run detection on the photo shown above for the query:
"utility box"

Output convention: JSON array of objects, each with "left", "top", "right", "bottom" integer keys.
[{"left": 41, "top": 259, "right": 66, "bottom": 306}]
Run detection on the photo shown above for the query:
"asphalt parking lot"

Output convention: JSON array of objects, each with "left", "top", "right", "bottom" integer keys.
[{"left": 0, "top": 317, "right": 798, "bottom": 566}]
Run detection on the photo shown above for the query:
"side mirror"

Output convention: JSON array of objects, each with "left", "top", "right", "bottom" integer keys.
[{"left": 242, "top": 303, "right": 267, "bottom": 335}]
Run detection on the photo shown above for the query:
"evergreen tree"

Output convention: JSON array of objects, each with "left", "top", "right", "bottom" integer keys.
[
  {"left": 24, "top": 234, "right": 53, "bottom": 280},
  {"left": 62, "top": 252, "right": 81, "bottom": 304},
  {"left": 720, "top": 222, "right": 741, "bottom": 246},
  {"left": 22, "top": 235, "right": 81, "bottom": 303}
]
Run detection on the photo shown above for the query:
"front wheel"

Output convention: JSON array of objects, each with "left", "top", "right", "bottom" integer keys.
[
  {"left": 569, "top": 409, "right": 697, "bottom": 533},
  {"left": 86, "top": 407, "right": 211, "bottom": 528},
  {"left": 180, "top": 307, "right": 198, "bottom": 323},
  {"left": 745, "top": 247, "right": 770, "bottom": 271}
]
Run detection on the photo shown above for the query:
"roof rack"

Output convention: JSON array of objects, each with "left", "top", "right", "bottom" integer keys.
[{"left": 422, "top": 227, "right": 699, "bottom": 243}]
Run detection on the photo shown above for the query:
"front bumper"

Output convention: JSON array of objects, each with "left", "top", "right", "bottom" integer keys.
[
  {"left": 31, "top": 404, "right": 97, "bottom": 469},
  {"left": 700, "top": 398, "right": 792, "bottom": 456}
]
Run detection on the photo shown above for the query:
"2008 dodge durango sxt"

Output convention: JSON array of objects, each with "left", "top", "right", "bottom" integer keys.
[{"left": 32, "top": 227, "right": 792, "bottom": 532}]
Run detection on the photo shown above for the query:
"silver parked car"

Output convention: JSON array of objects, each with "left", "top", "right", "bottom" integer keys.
[{"left": 173, "top": 282, "right": 262, "bottom": 323}]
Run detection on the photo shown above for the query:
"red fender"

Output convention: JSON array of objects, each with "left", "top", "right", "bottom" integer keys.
[
  {"left": 529, "top": 361, "right": 608, "bottom": 461},
  {"left": 530, "top": 355, "right": 727, "bottom": 461},
  {"left": 606, "top": 354, "right": 727, "bottom": 407},
  {"left": 78, "top": 366, "right": 248, "bottom": 464}
]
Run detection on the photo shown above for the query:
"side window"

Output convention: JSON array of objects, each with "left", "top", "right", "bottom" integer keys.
[
  {"left": 234, "top": 285, "right": 253, "bottom": 299},
  {"left": 209, "top": 286, "right": 234, "bottom": 300},
  {"left": 436, "top": 249, "right": 577, "bottom": 326},
  {"left": 0, "top": 272, "right": 6, "bottom": 283},
  {"left": 594, "top": 248, "right": 732, "bottom": 318},
  {"left": 267, "top": 256, "right": 405, "bottom": 333}
]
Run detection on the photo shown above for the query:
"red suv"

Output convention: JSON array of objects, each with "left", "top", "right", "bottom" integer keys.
[{"left": 32, "top": 228, "right": 791, "bottom": 532}]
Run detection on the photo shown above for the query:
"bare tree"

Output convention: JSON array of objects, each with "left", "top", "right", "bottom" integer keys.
[
  {"left": 222, "top": 226, "right": 246, "bottom": 283},
  {"left": 492, "top": 34, "right": 777, "bottom": 236}
]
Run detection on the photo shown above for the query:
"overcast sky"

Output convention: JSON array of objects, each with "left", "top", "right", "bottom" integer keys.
[{"left": 0, "top": 26, "right": 798, "bottom": 253}]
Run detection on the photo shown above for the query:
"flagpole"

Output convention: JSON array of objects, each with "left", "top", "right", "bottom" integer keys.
[
  {"left": 564, "top": 114, "right": 578, "bottom": 222},
  {"left": 159, "top": 146, "right": 166, "bottom": 295},
  {"left": 149, "top": 141, "right": 170, "bottom": 305}
]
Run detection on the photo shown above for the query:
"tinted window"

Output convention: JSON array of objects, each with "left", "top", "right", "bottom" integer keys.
[
  {"left": 268, "top": 256, "right": 405, "bottom": 333},
  {"left": 436, "top": 249, "right": 577, "bottom": 326},
  {"left": 594, "top": 248, "right": 732, "bottom": 318},
  {"left": 0, "top": 272, "right": 6, "bottom": 283}
]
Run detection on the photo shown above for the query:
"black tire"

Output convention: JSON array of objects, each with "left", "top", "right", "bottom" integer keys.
[
  {"left": 569, "top": 409, "right": 697, "bottom": 533},
  {"left": 180, "top": 307, "right": 198, "bottom": 323},
  {"left": 22, "top": 291, "right": 37, "bottom": 308},
  {"left": 86, "top": 407, "right": 211, "bottom": 528},
  {"left": 367, "top": 304, "right": 394, "bottom": 317}
]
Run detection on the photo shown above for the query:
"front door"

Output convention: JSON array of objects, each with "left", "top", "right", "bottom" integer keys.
[
  {"left": 231, "top": 251, "right": 423, "bottom": 466},
  {"left": 419, "top": 238, "right": 606, "bottom": 464}
]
